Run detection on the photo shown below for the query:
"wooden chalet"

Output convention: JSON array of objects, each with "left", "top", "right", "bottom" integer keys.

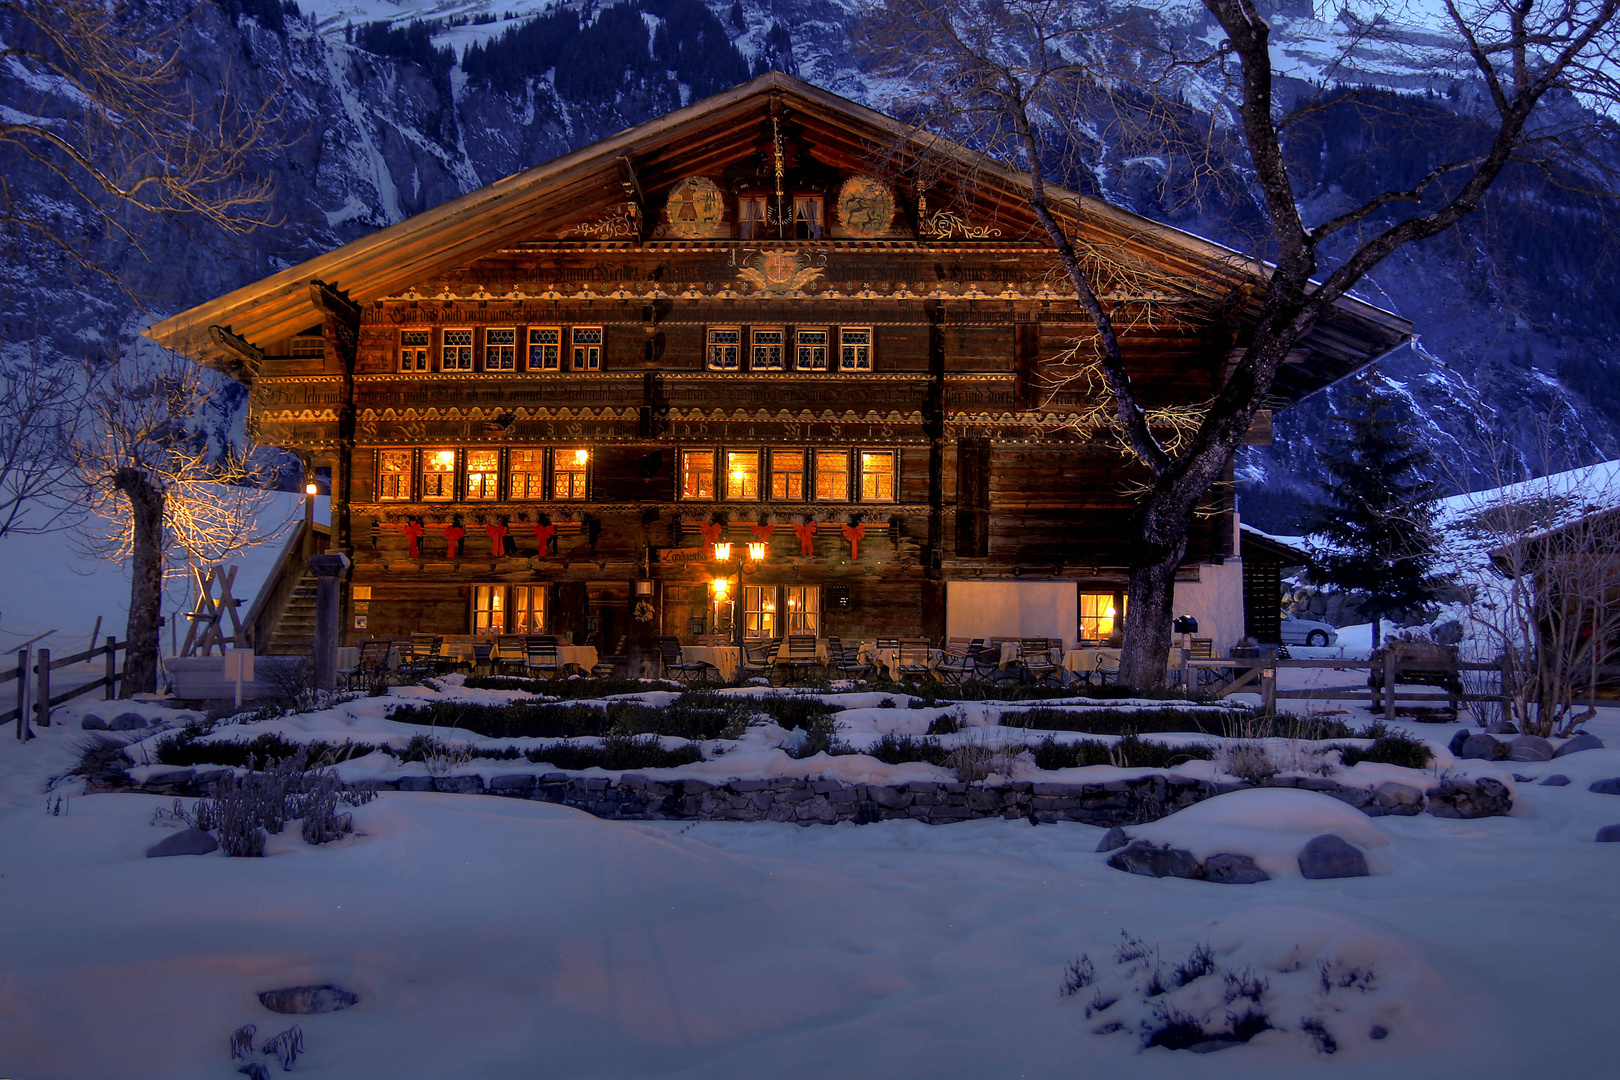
[{"left": 147, "top": 73, "right": 1410, "bottom": 660}]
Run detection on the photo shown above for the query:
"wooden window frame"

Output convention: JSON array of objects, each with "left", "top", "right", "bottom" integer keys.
[
  {"left": 839, "top": 326, "right": 873, "bottom": 371},
  {"left": 378, "top": 449, "right": 415, "bottom": 502},
  {"left": 750, "top": 327, "right": 784, "bottom": 371},
  {"left": 813, "top": 448, "right": 851, "bottom": 502},
  {"left": 464, "top": 447, "right": 501, "bottom": 501},
  {"left": 1079, "top": 591, "right": 1127, "bottom": 644},
  {"left": 768, "top": 448, "right": 805, "bottom": 501},
  {"left": 858, "top": 449, "right": 897, "bottom": 503},
  {"left": 472, "top": 584, "right": 548, "bottom": 636},
  {"left": 571, "top": 326, "right": 602, "bottom": 371},
  {"left": 483, "top": 327, "right": 517, "bottom": 373},
  {"left": 441, "top": 328, "right": 474, "bottom": 372},
  {"left": 399, "top": 329, "right": 431, "bottom": 373},
  {"left": 552, "top": 447, "right": 590, "bottom": 501},
  {"left": 707, "top": 326, "right": 743, "bottom": 372},
  {"left": 679, "top": 448, "right": 717, "bottom": 501},
  {"left": 421, "top": 448, "right": 457, "bottom": 501},
  {"left": 743, "top": 584, "right": 777, "bottom": 640},
  {"left": 290, "top": 332, "right": 324, "bottom": 359},
  {"left": 527, "top": 326, "right": 562, "bottom": 372},
  {"left": 723, "top": 448, "right": 761, "bottom": 501},
  {"left": 793, "top": 196, "right": 825, "bottom": 240},
  {"left": 508, "top": 447, "right": 546, "bottom": 500},
  {"left": 795, "top": 327, "right": 829, "bottom": 371},
  {"left": 738, "top": 195, "right": 769, "bottom": 240},
  {"left": 783, "top": 584, "right": 820, "bottom": 635}
]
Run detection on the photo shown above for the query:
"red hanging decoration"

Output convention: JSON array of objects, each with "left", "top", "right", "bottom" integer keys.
[
  {"left": 751, "top": 523, "right": 774, "bottom": 543},
  {"left": 443, "top": 524, "right": 466, "bottom": 559},
  {"left": 841, "top": 522, "right": 867, "bottom": 560},
  {"left": 402, "top": 520, "right": 424, "bottom": 558},
  {"left": 533, "top": 523, "right": 557, "bottom": 555},
  {"left": 791, "top": 521, "right": 818, "bottom": 556},
  {"left": 700, "top": 521, "right": 724, "bottom": 546},
  {"left": 485, "top": 523, "right": 509, "bottom": 557}
]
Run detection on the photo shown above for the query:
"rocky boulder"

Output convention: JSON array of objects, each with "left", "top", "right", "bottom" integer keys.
[
  {"left": 1427, "top": 777, "right": 1513, "bottom": 818},
  {"left": 1449, "top": 731, "right": 1508, "bottom": 761},
  {"left": 80, "top": 714, "right": 107, "bottom": 730},
  {"left": 1540, "top": 774, "right": 1571, "bottom": 787},
  {"left": 109, "top": 712, "right": 150, "bottom": 731},
  {"left": 1588, "top": 778, "right": 1620, "bottom": 795},
  {"left": 1508, "top": 736, "right": 1555, "bottom": 762},
  {"left": 1595, "top": 825, "right": 1620, "bottom": 842},
  {"left": 1299, "top": 834, "right": 1370, "bottom": 879},
  {"left": 257, "top": 984, "right": 359, "bottom": 1014},
  {"left": 146, "top": 828, "right": 218, "bottom": 858},
  {"left": 1095, "top": 826, "right": 1130, "bottom": 853},
  {"left": 1554, "top": 732, "right": 1605, "bottom": 758},
  {"left": 1373, "top": 782, "right": 1425, "bottom": 815},
  {"left": 1203, "top": 853, "right": 1270, "bottom": 884},
  {"left": 1107, "top": 841, "right": 1202, "bottom": 880}
]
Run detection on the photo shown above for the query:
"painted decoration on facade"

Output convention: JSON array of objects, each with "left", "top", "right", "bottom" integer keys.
[
  {"left": 664, "top": 176, "right": 726, "bottom": 238},
  {"left": 564, "top": 203, "right": 640, "bottom": 239},
  {"left": 736, "top": 249, "right": 825, "bottom": 294},
  {"left": 841, "top": 522, "right": 868, "bottom": 559},
  {"left": 792, "top": 520, "right": 817, "bottom": 556},
  {"left": 837, "top": 176, "right": 894, "bottom": 237}
]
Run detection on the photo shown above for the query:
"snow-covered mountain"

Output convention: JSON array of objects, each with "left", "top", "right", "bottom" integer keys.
[{"left": 5, "top": 0, "right": 1616, "bottom": 526}]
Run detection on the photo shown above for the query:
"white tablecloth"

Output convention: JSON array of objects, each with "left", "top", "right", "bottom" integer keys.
[{"left": 682, "top": 645, "right": 739, "bottom": 682}]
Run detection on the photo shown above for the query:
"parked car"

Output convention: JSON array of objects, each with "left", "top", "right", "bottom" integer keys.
[{"left": 1279, "top": 610, "right": 1338, "bottom": 647}]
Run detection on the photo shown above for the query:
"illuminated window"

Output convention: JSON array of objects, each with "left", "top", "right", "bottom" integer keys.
[
  {"left": 796, "top": 328, "right": 828, "bottom": 371},
  {"left": 840, "top": 327, "right": 872, "bottom": 371},
  {"left": 744, "top": 585, "right": 776, "bottom": 640},
  {"left": 465, "top": 449, "right": 500, "bottom": 500},
  {"left": 400, "top": 330, "right": 430, "bottom": 372},
  {"left": 512, "top": 585, "right": 545, "bottom": 634},
  {"left": 442, "top": 329, "right": 473, "bottom": 371},
  {"left": 528, "top": 327, "right": 561, "bottom": 371},
  {"left": 1080, "top": 592, "right": 1126, "bottom": 642},
  {"left": 484, "top": 328, "right": 516, "bottom": 372},
  {"left": 422, "top": 448, "right": 456, "bottom": 500},
  {"left": 378, "top": 450, "right": 413, "bottom": 501},
  {"left": 739, "top": 196, "right": 768, "bottom": 240},
  {"left": 509, "top": 449, "right": 545, "bottom": 499},
  {"left": 785, "top": 585, "right": 819, "bottom": 634},
  {"left": 680, "top": 450, "right": 715, "bottom": 500},
  {"left": 553, "top": 448, "right": 589, "bottom": 500},
  {"left": 770, "top": 449, "right": 804, "bottom": 500},
  {"left": 474, "top": 585, "right": 546, "bottom": 635},
  {"left": 794, "top": 196, "right": 824, "bottom": 240},
  {"left": 473, "top": 585, "right": 505, "bottom": 635},
  {"left": 724, "top": 450, "right": 759, "bottom": 500},
  {"left": 571, "top": 326, "right": 602, "bottom": 370},
  {"left": 707, "top": 327, "right": 742, "bottom": 371},
  {"left": 860, "top": 451, "right": 895, "bottom": 502},
  {"left": 751, "top": 328, "right": 784, "bottom": 371},
  {"left": 814, "top": 450, "right": 849, "bottom": 501}
]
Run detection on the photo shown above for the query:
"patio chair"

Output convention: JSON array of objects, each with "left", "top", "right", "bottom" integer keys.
[
  {"left": 827, "top": 637, "right": 872, "bottom": 680},
  {"left": 896, "top": 639, "right": 933, "bottom": 681},
  {"left": 592, "top": 636, "right": 627, "bottom": 679},
  {"left": 784, "top": 635, "right": 822, "bottom": 681},
  {"left": 740, "top": 639, "right": 777, "bottom": 681},
  {"left": 525, "top": 636, "right": 562, "bottom": 679},
  {"left": 398, "top": 634, "right": 444, "bottom": 680},
  {"left": 339, "top": 638, "right": 392, "bottom": 692},
  {"left": 494, "top": 634, "right": 527, "bottom": 676},
  {"left": 658, "top": 636, "right": 714, "bottom": 684},
  {"left": 1019, "top": 638, "right": 1059, "bottom": 684},
  {"left": 1094, "top": 651, "right": 1121, "bottom": 685},
  {"left": 934, "top": 639, "right": 976, "bottom": 685}
]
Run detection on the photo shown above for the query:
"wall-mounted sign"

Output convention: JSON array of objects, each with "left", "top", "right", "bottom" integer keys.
[{"left": 658, "top": 546, "right": 708, "bottom": 564}]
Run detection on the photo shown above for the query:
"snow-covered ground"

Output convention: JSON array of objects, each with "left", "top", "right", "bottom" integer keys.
[{"left": 3, "top": 675, "right": 1619, "bottom": 1079}]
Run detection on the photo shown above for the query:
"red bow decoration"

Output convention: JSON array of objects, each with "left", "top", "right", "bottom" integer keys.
[
  {"left": 443, "top": 525, "right": 466, "bottom": 559},
  {"left": 403, "top": 520, "right": 424, "bottom": 558},
  {"left": 841, "top": 523, "right": 868, "bottom": 560},
  {"left": 791, "top": 521, "right": 818, "bottom": 556},
  {"left": 485, "top": 523, "right": 509, "bottom": 557},
  {"left": 533, "top": 523, "right": 557, "bottom": 555},
  {"left": 700, "top": 521, "right": 724, "bottom": 546},
  {"left": 751, "top": 523, "right": 774, "bottom": 543}
]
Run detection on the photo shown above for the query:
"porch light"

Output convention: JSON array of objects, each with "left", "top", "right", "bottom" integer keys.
[
  {"left": 714, "top": 541, "right": 732, "bottom": 561},
  {"left": 748, "top": 541, "right": 767, "bottom": 562},
  {"left": 635, "top": 580, "right": 654, "bottom": 596},
  {"left": 711, "top": 576, "right": 730, "bottom": 599},
  {"left": 304, "top": 482, "right": 318, "bottom": 496}
]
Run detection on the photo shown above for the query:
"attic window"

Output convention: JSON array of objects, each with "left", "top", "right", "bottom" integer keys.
[
  {"left": 290, "top": 333, "right": 324, "bottom": 359},
  {"left": 484, "top": 328, "right": 516, "bottom": 372},
  {"left": 443, "top": 329, "right": 473, "bottom": 371},
  {"left": 794, "top": 196, "right": 824, "bottom": 240},
  {"left": 739, "top": 196, "right": 768, "bottom": 240},
  {"left": 400, "top": 330, "right": 430, "bottom": 372}
]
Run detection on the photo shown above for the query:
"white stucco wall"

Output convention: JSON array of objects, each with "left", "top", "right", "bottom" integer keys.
[
  {"left": 1171, "top": 561, "right": 1247, "bottom": 655},
  {"left": 945, "top": 581, "right": 1077, "bottom": 649}
]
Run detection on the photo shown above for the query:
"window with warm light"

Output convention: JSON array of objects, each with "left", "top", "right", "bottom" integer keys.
[
  {"left": 770, "top": 449, "right": 804, "bottom": 500},
  {"left": 796, "top": 328, "right": 828, "bottom": 371},
  {"left": 512, "top": 585, "right": 544, "bottom": 633},
  {"left": 474, "top": 584, "right": 545, "bottom": 634},
  {"left": 571, "top": 326, "right": 602, "bottom": 370},
  {"left": 707, "top": 327, "right": 742, "bottom": 371},
  {"left": 553, "top": 448, "right": 589, "bottom": 499},
  {"left": 1080, "top": 592, "right": 1126, "bottom": 641},
  {"left": 400, "top": 329, "right": 430, "bottom": 372},
  {"left": 840, "top": 327, "right": 872, "bottom": 371},
  {"left": 442, "top": 329, "right": 473, "bottom": 371},
  {"left": 738, "top": 195, "right": 768, "bottom": 239},
  {"left": 814, "top": 450, "right": 849, "bottom": 501},
  {"left": 472, "top": 585, "right": 504, "bottom": 634},
  {"left": 528, "top": 327, "right": 561, "bottom": 371},
  {"left": 744, "top": 585, "right": 776, "bottom": 639},
  {"left": 785, "top": 585, "right": 820, "bottom": 634},
  {"left": 465, "top": 449, "right": 500, "bottom": 500},
  {"left": 422, "top": 449, "right": 456, "bottom": 500},
  {"left": 794, "top": 196, "right": 824, "bottom": 239},
  {"left": 509, "top": 449, "right": 545, "bottom": 499},
  {"left": 484, "top": 328, "right": 516, "bottom": 372},
  {"left": 378, "top": 450, "right": 413, "bottom": 500},
  {"left": 725, "top": 450, "right": 759, "bottom": 500},
  {"left": 860, "top": 450, "right": 895, "bottom": 502},
  {"left": 680, "top": 450, "right": 715, "bottom": 499},
  {"left": 750, "top": 328, "right": 784, "bottom": 370}
]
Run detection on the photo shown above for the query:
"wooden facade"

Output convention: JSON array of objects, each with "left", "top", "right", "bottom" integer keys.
[{"left": 149, "top": 74, "right": 1410, "bottom": 653}]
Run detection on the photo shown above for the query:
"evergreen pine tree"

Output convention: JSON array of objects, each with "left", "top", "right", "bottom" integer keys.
[{"left": 1302, "top": 371, "right": 1451, "bottom": 648}]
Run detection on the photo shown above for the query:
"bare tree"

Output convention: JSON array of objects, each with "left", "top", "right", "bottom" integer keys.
[
  {"left": 68, "top": 348, "right": 282, "bottom": 695},
  {"left": 859, "top": 0, "right": 1620, "bottom": 685},
  {"left": 0, "top": 341, "right": 98, "bottom": 538},
  {"left": 0, "top": 0, "right": 278, "bottom": 287}
]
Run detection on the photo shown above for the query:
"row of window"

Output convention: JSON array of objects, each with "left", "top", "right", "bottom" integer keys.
[
  {"left": 374, "top": 447, "right": 899, "bottom": 504},
  {"left": 467, "top": 583, "right": 824, "bottom": 638},
  {"left": 388, "top": 326, "right": 874, "bottom": 374},
  {"left": 739, "top": 195, "right": 825, "bottom": 240}
]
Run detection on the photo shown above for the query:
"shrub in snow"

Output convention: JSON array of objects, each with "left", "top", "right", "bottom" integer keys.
[
  {"left": 230, "top": 1024, "right": 256, "bottom": 1059},
  {"left": 790, "top": 714, "right": 847, "bottom": 759},
  {"left": 64, "top": 732, "right": 133, "bottom": 782},
  {"left": 261, "top": 1025, "right": 303, "bottom": 1070},
  {"left": 1219, "top": 741, "right": 1279, "bottom": 781}
]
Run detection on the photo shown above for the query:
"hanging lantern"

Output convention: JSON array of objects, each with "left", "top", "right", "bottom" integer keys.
[
  {"left": 748, "top": 541, "right": 768, "bottom": 562},
  {"left": 714, "top": 541, "right": 732, "bottom": 561}
]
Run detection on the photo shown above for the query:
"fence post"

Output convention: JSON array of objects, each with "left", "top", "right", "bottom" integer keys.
[
  {"left": 1261, "top": 665, "right": 1276, "bottom": 714},
  {"left": 1500, "top": 654, "right": 1514, "bottom": 731},
  {"left": 14, "top": 648, "right": 27, "bottom": 741},
  {"left": 1383, "top": 648, "right": 1396, "bottom": 723},
  {"left": 34, "top": 648, "right": 50, "bottom": 727},
  {"left": 105, "top": 636, "right": 117, "bottom": 700}
]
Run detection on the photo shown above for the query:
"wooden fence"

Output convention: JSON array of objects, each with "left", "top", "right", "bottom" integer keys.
[
  {"left": 2, "top": 637, "right": 125, "bottom": 739},
  {"left": 1182, "top": 653, "right": 1509, "bottom": 720}
]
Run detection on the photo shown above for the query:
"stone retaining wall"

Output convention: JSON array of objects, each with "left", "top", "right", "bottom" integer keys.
[{"left": 104, "top": 768, "right": 1512, "bottom": 824}]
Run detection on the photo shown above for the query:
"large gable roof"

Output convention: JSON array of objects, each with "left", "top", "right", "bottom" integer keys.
[{"left": 147, "top": 71, "right": 1410, "bottom": 399}]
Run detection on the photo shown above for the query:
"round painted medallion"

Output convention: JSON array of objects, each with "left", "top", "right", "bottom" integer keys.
[
  {"left": 663, "top": 176, "right": 726, "bottom": 238},
  {"left": 837, "top": 176, "right": 895, "bottom": 237}
]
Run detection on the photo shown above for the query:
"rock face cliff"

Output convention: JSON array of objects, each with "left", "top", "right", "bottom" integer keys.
[{"left": 5, "top": 0, "right": 1616, "bottom": 524}]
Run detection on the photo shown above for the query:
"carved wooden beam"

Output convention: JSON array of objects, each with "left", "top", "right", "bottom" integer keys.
[
  {"left": 309, "top": 279, "right": 362, "bottom": 328},
  {"left": 617, "top": 156, "right": 648, "bottom": 239},
  {"left": 207, "top": 325, "right": 264, "bottom": 380}
]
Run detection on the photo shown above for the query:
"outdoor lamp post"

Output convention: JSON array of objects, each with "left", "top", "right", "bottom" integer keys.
[
  {"left": 713, "top": 539, "right": 768, "bottom": 649},
  {"left": 302, "top": 479, "right": 318, "bottom": 557}
]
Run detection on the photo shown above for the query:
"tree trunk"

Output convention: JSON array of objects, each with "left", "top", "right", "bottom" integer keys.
[
  {"left": 1118, "top": 491, "right": 1194, "bottom": 688},
  {"left": 113, "top": 468, "right": 164, "bottom": 697}
]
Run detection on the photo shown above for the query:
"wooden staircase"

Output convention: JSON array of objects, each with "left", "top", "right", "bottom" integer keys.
[{"left": 243, "top": 521, "right": 332, "bottom": 655}]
